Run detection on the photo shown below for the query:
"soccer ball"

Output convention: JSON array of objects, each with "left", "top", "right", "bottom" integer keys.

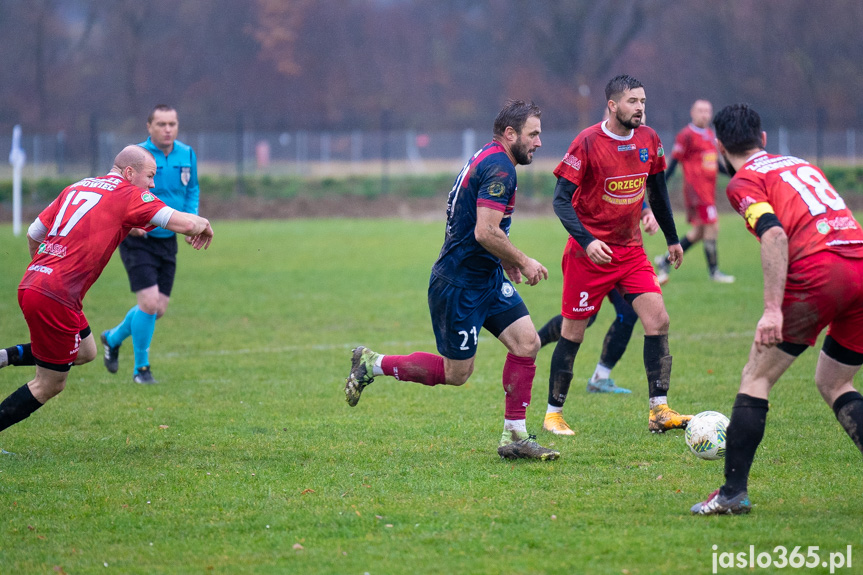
[{"left": 685, "top": 411, "right": 729, "bottom": 460}]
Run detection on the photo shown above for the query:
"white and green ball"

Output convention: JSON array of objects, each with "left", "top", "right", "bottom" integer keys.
[{"left": 685, "top": 411, "right": 729, "bottom": 460}]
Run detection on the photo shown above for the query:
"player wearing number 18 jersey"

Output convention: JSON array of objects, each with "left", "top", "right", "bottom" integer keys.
[
  {"left": 0, "top": 146, "right": 213, "bottom": 446},
  {"left": 692, "top": 104, "right": 863, "bottom": 515}
]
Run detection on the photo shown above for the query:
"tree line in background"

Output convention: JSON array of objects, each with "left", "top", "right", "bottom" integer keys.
[{"left": 2, "top": 0, "right": 862, "bottom": 136}]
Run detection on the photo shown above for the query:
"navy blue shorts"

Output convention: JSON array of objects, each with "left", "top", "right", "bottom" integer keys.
[
  {"left": 119, "top": 234, "right": 178, "bottom": 295},
  {"left": 427, "top": 271, "right": 529, "bottom": 360}
]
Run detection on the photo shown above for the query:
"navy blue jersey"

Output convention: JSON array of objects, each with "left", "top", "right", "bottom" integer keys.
[{"left": 431, "top": 141, "right": 517, "bottom": 288}]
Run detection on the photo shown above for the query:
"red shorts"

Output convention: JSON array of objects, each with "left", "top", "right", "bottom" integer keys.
[
  {"left": 18, "top": 289, "right": 88, "bottom": 368},
  {"left": 560, "top": 238, "right": 661, "bottom": 320},
  {"left": 782, "top": 251, "right": 863, "bottom": 352},
  {"left": 686, "top": 203, "right": 718, "bottom": 225}
]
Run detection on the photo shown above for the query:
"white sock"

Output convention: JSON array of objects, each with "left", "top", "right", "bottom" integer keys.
[
  {"left": 590, "top": 363, "right": 612, "bottom": 382},
  {"left": 546, "top": 404, "right": 562, "bottom": 414},
  {"left": 373, "top": 354, "right": 385, "bottom": 376},
  {"left": 650, "top": 396, "right": 668, "bottom": 410},
  {"left": 0, "top": 349, "right": 7, "bottom": 368},
  {"left": 503, "top": 419, "right": 527, "bottom": 433}
]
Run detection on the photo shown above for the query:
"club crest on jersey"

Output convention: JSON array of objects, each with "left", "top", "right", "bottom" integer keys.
[
  {"left": 602, "top": 174, "right": 647, "bottom": 205},
  {"left": 181, "top": 166, "right": 191, "bottom": 186},
  {"left": 501, "top": 282, "right": 515, "bottom": 298},
  {"left": 488, "top": 182, "right": 506, "bottom": 197},
  {"left": 141, "top": 192, "right": 156, "bottom": 203},
  {"left": 639, "top": 148, "right": 649, "bottom": 162}
]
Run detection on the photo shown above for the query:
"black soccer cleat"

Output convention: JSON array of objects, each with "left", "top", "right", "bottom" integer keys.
[
  {"left": 101, "top": 331, "right": 120, "bottom": 374},
  {"left": 133, "top": 366, "right": 158, "bottom": 385}
]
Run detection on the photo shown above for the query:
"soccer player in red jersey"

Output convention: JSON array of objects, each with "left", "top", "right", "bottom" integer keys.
[
  {"left": 0, "top": 146, "right": 213, "bottom": 445},
  {"left": 544, "top": 74, "right": 692, "bottom": 436},
  {"left": 656, "top": 99, "right": 735, "bottom": 284},
  {"left": 692, "top": 104, "right": 863, "bottom": 515}
]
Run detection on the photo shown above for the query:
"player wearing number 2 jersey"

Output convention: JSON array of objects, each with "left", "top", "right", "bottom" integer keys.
[
  {"left": 0, "top": 146, "right": 213, "bottom": 447},
  {"left": 544, "top": 74, "right": 692, "bottom": 437},
  {"left": 692, "top": 104, "right": 863, "bottom": 515}
]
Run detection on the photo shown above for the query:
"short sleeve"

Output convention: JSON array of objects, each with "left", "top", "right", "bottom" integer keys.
[
  {"left": 124, "top": 186, "right": 169, "bottom": 230},
  {"left": 726, "top": 175, "right": 769, "bottom": 227},
  {"left": 651, "top": 132, "right": 667, "bottom": 174},
  {"left": 476, "top": 160, "right": 516, "bottom": 212},
  {"left": 554, "top": 135, "right": 587, "bottom": 186}
]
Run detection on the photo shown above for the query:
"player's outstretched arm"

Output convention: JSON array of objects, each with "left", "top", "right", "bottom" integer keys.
[{"left": 164, "top": 211, "right": 214, "bottom": 250}]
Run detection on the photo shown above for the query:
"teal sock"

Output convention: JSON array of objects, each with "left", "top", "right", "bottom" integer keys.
[
  {"left": 107, "top": 305, "right": 138, "bottom": 348},
  {"left": 131, "top": 308, "right": 157, "bottom": 372}
]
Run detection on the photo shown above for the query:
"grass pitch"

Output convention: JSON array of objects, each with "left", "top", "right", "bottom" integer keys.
[{"left": 0, "top": 215, "right": 861, "bottom": 574}]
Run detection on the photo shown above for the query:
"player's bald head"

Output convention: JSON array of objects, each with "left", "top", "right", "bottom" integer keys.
[{"left": 113, "top": 145, "right": 154, "bottom": 174}]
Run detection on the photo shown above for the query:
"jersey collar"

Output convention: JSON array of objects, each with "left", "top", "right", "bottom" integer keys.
[{"left": 601, "top": 120, "right": 634, "bottom": 141}]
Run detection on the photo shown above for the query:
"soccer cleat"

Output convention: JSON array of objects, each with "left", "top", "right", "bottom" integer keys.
[
  {"left": 586, "top": 377, "right": 632, "bottom": 394},
  {"left": 654, "top": 254, "right": 670, "bottom": 285},
  {"left": 101, "top": 331, "right": 120, "bottom": 374},
  {"left": 648, "top": 404, "right": 692, "bottom": 433},
  {"left": 498, "top": 430, "right": 560, "bottom": 460},
  {"left": 344, "top": 346, "right": 380, "bottom": 407},
  {"left": 542, "top": 412, "right": 575, "bottom": 436},
  {"left": 133, "top": 366, "right": 158, "bottom": 385},
  {"left": 1, "top": 448, "right": 15, "bottom": 455},
  {"left": 710, "top": 270, "right": 736, "bottom": 284},
  {"left": 691, "top": 489, "right": 751, "bottom": 515}
]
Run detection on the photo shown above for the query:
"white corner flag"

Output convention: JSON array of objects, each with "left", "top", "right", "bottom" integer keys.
[{"left": 9, "top": 125, "right": 26, "bottom": 236}]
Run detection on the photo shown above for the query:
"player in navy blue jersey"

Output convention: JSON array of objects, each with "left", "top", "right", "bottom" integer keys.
[{"left": 345, "top": 100, "right": 559, "bottom": 460}]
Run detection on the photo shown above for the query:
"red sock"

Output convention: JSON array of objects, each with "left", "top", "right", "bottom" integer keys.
[
  {"left": 503, "top": 353, "right": 536, "bottom": 420},
  {"left": 381, "top": 352, "right": 446, "bottom": 386}
]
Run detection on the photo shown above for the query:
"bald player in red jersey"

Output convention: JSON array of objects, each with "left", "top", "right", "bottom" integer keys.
[
  {"left": 0, "top": 145, "right": 213, "bottom": 447},
  {"left": 543, "top": 74, "right": 692, "bottom": 437},
  {"left": 656, "top": 99, "right": 735, "bottom": 284},
  {"left": 692, "top": 104, "right": 863, "bottom": 515}
]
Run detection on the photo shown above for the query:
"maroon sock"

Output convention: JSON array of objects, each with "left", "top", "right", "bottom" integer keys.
[
  {"left": 503, "top": 353, "right": 536, "bottom": 420},
  {"left": 381, "top": 352, "right": 446, "bottom": 386}
]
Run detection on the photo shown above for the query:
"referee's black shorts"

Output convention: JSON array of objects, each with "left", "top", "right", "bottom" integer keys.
[{"left": 119, "top": 234, "right": 179, "bottom": 295}]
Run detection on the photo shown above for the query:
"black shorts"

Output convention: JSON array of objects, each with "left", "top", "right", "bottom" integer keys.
[{"left": 119, "top": 234, "right": 179, "bottom": 295}]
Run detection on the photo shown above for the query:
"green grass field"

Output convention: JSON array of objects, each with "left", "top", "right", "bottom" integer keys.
[{"left": 1, "top": 215, "right": 861, "bottom": 574}]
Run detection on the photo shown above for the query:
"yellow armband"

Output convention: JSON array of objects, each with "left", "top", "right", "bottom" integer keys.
[{"left": 744, "top": 202, "right": 775, "bottom": 229}]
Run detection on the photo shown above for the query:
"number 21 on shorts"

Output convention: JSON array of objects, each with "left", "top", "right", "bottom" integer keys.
[{"left": 458, "top": 326, "right": 478, "bottom": 351}]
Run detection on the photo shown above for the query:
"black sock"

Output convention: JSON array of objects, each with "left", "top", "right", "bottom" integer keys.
[
  {"left": 704, "top": 239, "right": 718, "bottom": 275},
  {"left": 4, "top": 344, "right": 34, "bottom": 367},
  {"left": 721, "top": 394, "right": 769, "bottom": 497},
  {"left": 679, "top": 236, "right": 693, "bottom": 253},
  {"left": 643, "top": 335, "right": 672, "bottom": 398},
  {"left": 600, "top": 319, "right": 635, "bottom": 369},
  {"left": 0, "top": 384, "right": 44, "bottom": 433},
  {"left": 548, "top": 337, "right": 580, "bottom": 408},
  {"left": 538, "top": 315, "right": 563, "bottom": 348},
  {"left": 832, "top": 391, "right": 863, "bottom": 456}
]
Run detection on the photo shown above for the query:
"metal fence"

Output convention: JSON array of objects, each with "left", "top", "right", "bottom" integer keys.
[{"left": 1, "top": 127, "right": 861, "bottom": 180}]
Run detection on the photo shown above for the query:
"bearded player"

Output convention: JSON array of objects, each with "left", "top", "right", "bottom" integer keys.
[{"left": 543, "top": 74, "right": 692, "bottom": 437}]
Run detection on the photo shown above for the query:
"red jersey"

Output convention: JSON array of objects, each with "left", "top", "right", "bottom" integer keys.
[
  {"left": 554, "top": 121, "right": 667, "bottom": 246},
  {"left": 671, "top": 123, "right": 719, "bottom": 207},
  {"left": 19, "top": 174, "right": 169, "bottom": 311},
  {"left": 726, "top": 151, "right": 863, "bottom": 264}
]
